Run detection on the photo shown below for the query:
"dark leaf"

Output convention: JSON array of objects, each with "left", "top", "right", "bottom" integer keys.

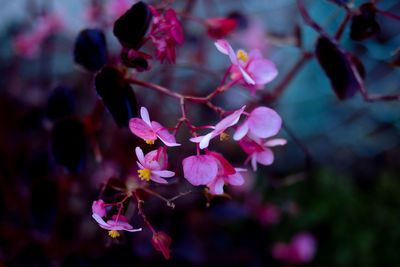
[
  {"left": 121, "top": 50, "right": 149, "bottom": 71},
  {"left": 94, "top": 67, "right": 138, "bottom": 127},
  {"left": 74, "top": 29, "right": 107, "bottom": 72},
  {"left": 45, "top": 85, "right": 76, "bottom": 121},
  {"left": 315, "top": 37, "right": 364, "bottom": 100},
  {"left": 113, "top": 1, "right": 152, "bottom": 49},
  {"left": 325, "top": 0, "right": 348, "bottom": 7},
  {"left": 227, "top": 11, "right": 248, "bottom": 30},
  {"left": 350, "top": 3, "right": 380, "bottom": 41},
  {"left": 51, "top": 118, "right": 86, "bottom": 172}
]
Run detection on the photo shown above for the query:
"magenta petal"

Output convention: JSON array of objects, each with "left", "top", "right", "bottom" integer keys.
[
  {"left": 215, "top": 39, "right": 238, "bottom": 65},
  {"left": 233, "top": 122, "right": 249, "bottom": 141},
  {"left": 152, "top": 121, "right": 181, "bottom": 147},
  {"left": 135, "top": 147, "right": 146, "bottom": 166},
  {"left": 182, "top": 155, "right": 218, "bottom": 186},
  {"left": 247, "top": 58, "right": 278, "bottom": 85},
  {"left": 255, "top": 148, "right": 274, "bottom": 166},
  {"left": 149, "top": 174, "right": 168, "bottom": 184},
  {"left": 140, "top": 107, "right": 152, "bottom": 126},
  {"left": 214, "top": 105, "right": 245, "bottom": 132},
  {"left": 248, "top": 107, "right": 282, "bottom": 139},
  {"left": 152, "top": 170, "right": 175, "bottom": 178},
  {"left": 227, "top": 172, "right": 245, "bottom": 186},
  {"left": 92, "top": 200, "right": 107, "bottom": 217},
  {"left": 208, "top": 177, "right": 224, "bottom": 195},
  {"left": 129, "top": 118, "right": 157, "bottom": 141}
]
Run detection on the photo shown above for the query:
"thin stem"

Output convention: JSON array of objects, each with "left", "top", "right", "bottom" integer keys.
[
  {"left": 127, "top": 78, "right": 182, "bottom": 99},
  {"left": 134, "top": 190, "right": 156, "bottom": 234},
  {"left": 375, "top": 8, "right": 400, "bottom": 21},
  {"left": 334, "top": 11, "right": 352, "bottom": 40}
]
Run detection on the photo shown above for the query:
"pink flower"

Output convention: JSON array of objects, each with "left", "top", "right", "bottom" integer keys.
[
  {"left": 92, "top": 199, "right": 107, "bottom": 218},
  {"left": 12, "top": 13, "right": 63, "bottom": 58},
  {"left": 149, "top": 7, "right": 184, "bottom": 63},
  {"left": 152, "top": 231, "right": 172, "bottom": 260},
  {"left": 206, "top": 17, "right": 238, "bottom": 39},
  {"left": 92, "top": 214, "right": 142, "bottom": 238},
  {"left": 135, "top": 146, "right": 175, "bottom": 184},
  {"left": 215, "top": 39, "right": 278, "bottom": 95},
  {"left": 272, "top": 232, "right": 317, "bottom": 264},
  {"left": 190, "top": 105, "right": 245, "bottom": 149},
  {"left": 237, "top": 134, "right": 286, "bottom": 171},
  {"left": 182, "top": 151, "right": 246, "bottom": 195},
  {"left": 129, "top": 107, "right": 180, "bottom": 146},
  {"left": 234, "top": 106, "right": 282, "bottom": 141}
]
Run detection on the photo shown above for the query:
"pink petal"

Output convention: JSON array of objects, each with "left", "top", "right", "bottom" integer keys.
[
  {"left": 239, "top": 66, "right": 256, "bottom": 85},
  {"left": 208, "top": 177, "right": 225, "bottom": 195},
  {"left": 144, "top": 148, "right": 165, "bottom": 170},
  {"left": 140, "top": 107, "right": 152, "bottom": 126},
  {"left": 227, "top": 171, "right": 245, "bottom": 186},
  {"left": 129, "top": 118, "right": 157, "bottom": 141},
  {"left": 246, "top": 58, "right": 278, "bottom": 85},
  {"left": 182, "top": 155, "right": 218, "bottom": 186},
  {"left": 137, "top": 161, "right": 145, "bottom": 170},
  {"left": 214, "top": 105, "right": 246, "bottom": 132},
  {"left": 152, "top": 121, "right": 181, "bottom": 147},
  {"left": 233, "top": 121, "right": 249, "bottom": 141},
  {"left": 248, "top": 107, "right": 282, "bottom": 139},
  {"left": 92, "top": 200, "right": 107, "bottom": 217},
  {"left": 152, "top": 170, "right": 175, "bottom": 178},
  {"left": 207, "top": 151, "right": 236, "bottom": 176},
  {"left": 255, "top": 148, "right": 274, "bottom": 166},
  {"left": 215, "top": 39, "right": 238, "bottom": 65},
  {"left": 150, "top": 174, "right": 168, "bottom": 184},
  {"left": 165, "top": 9, "right": 184, "bottom": 45},
  {"left": 135, "top": 147, "right": 146, "bottom": 166},
  {"left": 199, "top": 132, "right": 213, "bottom": 149},
  {"left": 92, "top": 213, "right": 110, "bottom": 227},
  {"left": 126, "top": 227, "right": 143, "bottom": 232},
  {"left": 265, "top": 138, "right": 287, "bottom": 147}
]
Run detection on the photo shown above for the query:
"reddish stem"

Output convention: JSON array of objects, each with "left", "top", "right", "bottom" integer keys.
[
  {"left": 134, "top": 190, "right": 156, "bottom": 234},
  {"left": 375, "top": 8, "right": 400, "bottom": 21}
]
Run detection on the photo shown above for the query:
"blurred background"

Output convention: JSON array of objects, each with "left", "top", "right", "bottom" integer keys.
[{"left": 1, "top": 0, "right": 400, "bottom": 265}]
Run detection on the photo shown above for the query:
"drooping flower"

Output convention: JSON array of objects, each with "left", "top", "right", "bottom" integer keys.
[
  {"left": 182, "top": 151, "right": 246, "bottom": 195},
  {"left": 190, "top": 105, "right": 245, "bottom": 149},
  {"left": 129, "top": 107, "right": 180, "bottom": 146},
  {"left": 135, "top": 146, "right": 175, "bottom": 184},
  {"left": 272, "top": 232, "right": 317, "bottom": 264},
  {"left": 148, "top": 7, "right": 184, "bottom": 63},
  {"left": 92, "top": 213, "right": 142, "bottom": 238},
  {"left": 152, "top": 231, "right": 172, "bottom": 260},
  {"left": 215, "top": 39, "right": 278, "bottom": 95},
  {"left": 234, "top": 106, "right": 282, "bottom": 141},
  {"left": 206, "top": 17, "right": 238, "bottom": 38},
  {"left": 237, "top": 134, "right": 286, "bottom": 171}
]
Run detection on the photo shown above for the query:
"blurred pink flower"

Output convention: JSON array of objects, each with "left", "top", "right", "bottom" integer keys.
[
  {"left": 190, "top": 105, "right": 245, "bottom": 149},
  {"left": 234, "top": 106, "right": 282, "bottom": 141},
  {"left": 182, "top": 151, "right": 246, "bottom": 194},
  {"left": 129, "top": 107, "right": 180, "bottom": 146},
  {"left": 215, "top": 39, "right": 278, "bottom": 95},
  {"left": 12, "top": 13, "right": 63, "bottom": 58},
  {"left": 135, "top": 146, "right": 175, "bottom": 184},
  {"left": 149, "top": 7, "right": 183, "bottom": 63},
  {"left": 238, "top": 134, "right": 286, "bottom": 171},
  {"left": 272, "top": 232, "right": 317, "bottom": 264},
  {"left": 206, "top": 17, "right": 238, "bottom": 38}
]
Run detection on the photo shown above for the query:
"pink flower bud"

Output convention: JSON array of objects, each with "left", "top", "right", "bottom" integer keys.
[
  {"left": 151, "top": 231, "right": 172, "bottom": 260},
  {"left": 92, "top": 199, "right": 106, "bottom": 218},
  {"left": 206, "top": 17, "right": 238, "bottom": 38}
]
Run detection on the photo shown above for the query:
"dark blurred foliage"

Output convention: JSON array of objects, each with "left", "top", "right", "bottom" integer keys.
[{"left": 0, "top": 0, "right": 399, "bottom": 266}]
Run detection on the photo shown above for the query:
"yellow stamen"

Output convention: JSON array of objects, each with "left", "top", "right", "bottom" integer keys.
[
  {"left": 237, "top": 50, "right": 248, "bottom": 62},
  {"left": 138, "top": 169, "right": 151, "bottom": 181},
  {"left": 220, "top": 132, "right": 230, "bottom": 141},
  {"left": 145, "top": 139, "right": 155, "bottom": 145},
  {"left": 108, "top": 230, "right": 120, "bottom": 238}
]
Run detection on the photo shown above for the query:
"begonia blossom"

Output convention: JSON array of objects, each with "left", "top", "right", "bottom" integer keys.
[
  {"left": 234, "top": 106, "right": 282, "bottom": 141},
  {"left": 149, "top": 7, "right": 184, "bottom": 63},
  {"left": 215, "top": 39, "right": 278, "bottom": 95},
  {"left": 135, "top": 146, "right": 175, "bottom": 184},
  {"left": 272, "top": 232, "right": 317, "bottom": 264},
  {"left": 238, "top": 134, "right": 286, "bottom": 171},
  {"left": 92, "top": 213, "right": 142, "bottom": 238},
  {"left": 183, "top": 151, "right": 246, "bottom": 195},
  {"left": 190, "top": 105, "right": 245, "bottom": 149},
  {"left": 129, "top": 107, "right": 180, "bottom": 146}
]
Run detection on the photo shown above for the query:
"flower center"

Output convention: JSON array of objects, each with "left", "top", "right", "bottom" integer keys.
[
  {"left": 219, "top": 132, "right": 230, "bottom": 141},
  {"left": 108, "top": 230, "right": 120, "bottom": 238},
  {"left": 138, "top": 169, "right": 151, "bottom": 181},
  {"left": 237, "top": 50, "right": 248, "bottom": 62},
  {"left": 145, "top": 139, "right": 155, "bottom": 145}
]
